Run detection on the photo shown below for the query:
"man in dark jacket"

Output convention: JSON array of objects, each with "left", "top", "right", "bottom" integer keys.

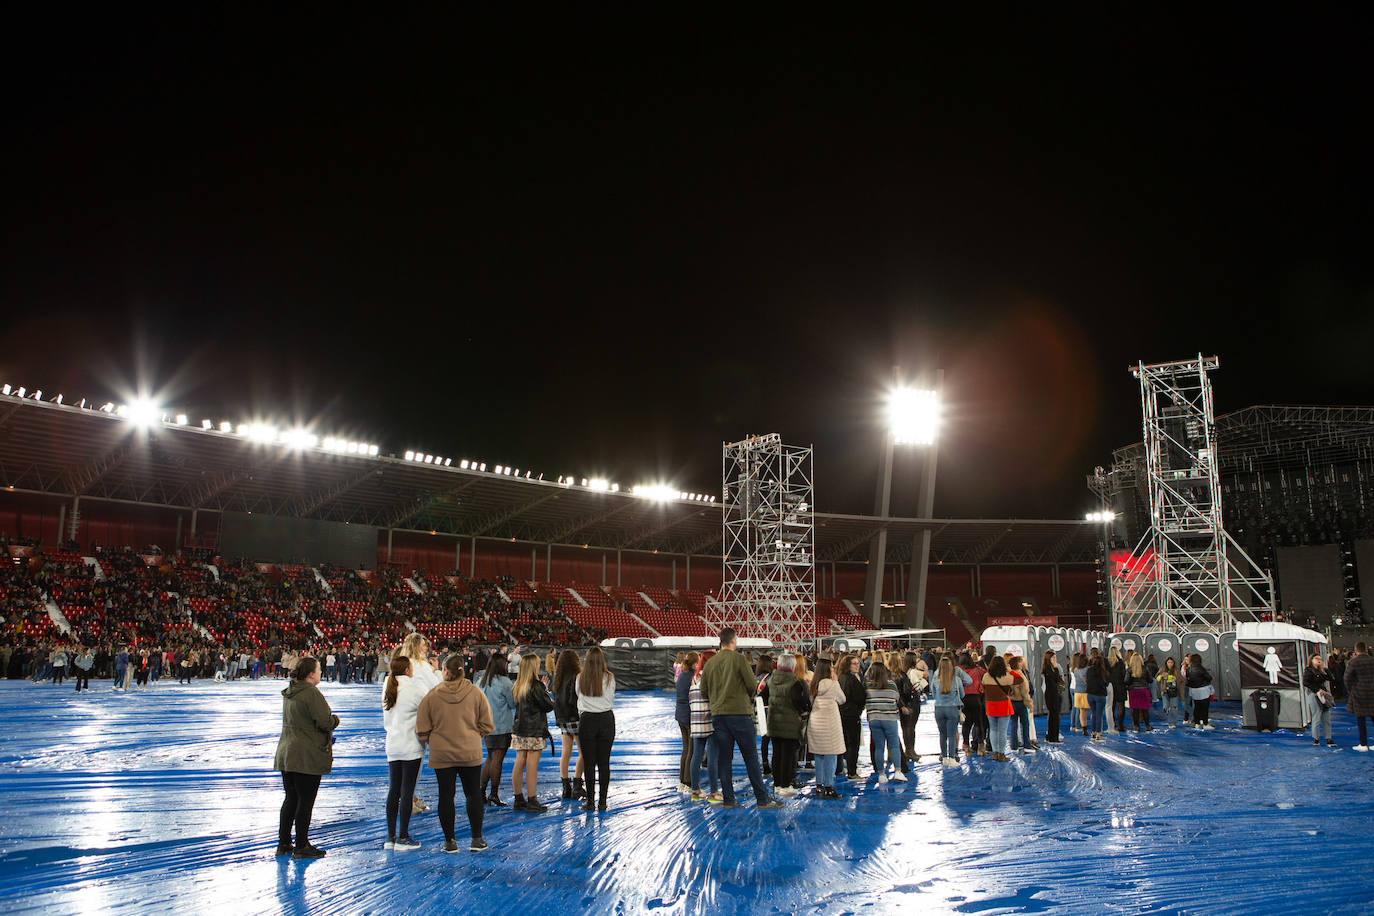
[
  {"left": 1345, "top": 642, "right": 1374, "bottom": 751},
  {"left": 699, "top": 628, "right": 782, "bottom": 809}
]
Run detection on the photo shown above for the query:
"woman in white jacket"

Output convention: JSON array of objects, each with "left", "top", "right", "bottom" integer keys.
[
  {"left": 382, "top": 655, "right": 429, "bottom": 850},
  {"left": 387, "top": 633, "right": 441, "bottom": 816}
]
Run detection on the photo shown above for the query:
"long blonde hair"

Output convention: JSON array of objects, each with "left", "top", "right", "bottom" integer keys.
[
  {"left": 1128, "top": 654, "right": 1144, "bottom": 678},
  {"left": 793, "top": 654, "right": 810, "bottom": 683},
  {"left": 1108, "top": 646, "right": 1122, "bottom": 666},
  {"left": 512, "top": 654, "right": 542, "bottom": 703},
  {"left": 938, "top": 655, "right": 955, "bottom": 693},
  {"left": 400, "top": 632, "right": 429, "bottom": 663}
]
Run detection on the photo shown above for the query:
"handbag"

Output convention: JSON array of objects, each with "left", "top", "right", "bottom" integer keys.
[{"left": 1317, "top": 689, "right": 1334, "bottom": 709}]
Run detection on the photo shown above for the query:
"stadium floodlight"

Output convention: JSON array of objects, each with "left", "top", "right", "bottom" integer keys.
[
  {"left": 423, "top": 454, "right": 433, "bottom": 464},
  {"left": 478, "top": 463, "right": 486, "bottom": 472},
  {"left": 16, "top": 388, "right": 26, "bottom": 398},
  {"left": 126, "top": 399, "right": 161, "bottom": 428},
  {"left": 405, "top": 451, "right": 416, "bottom": 461},
  {"left": 55, "top": 394, "right": 63, "bottom": 405},
  {"left": 283, "top": 428, "right": 316, "bottom": 450},
  {"left": 368, "top": 445, "right": 379, "bottom": 457},
  {"left": 33, "top": 390, "right": 42, "bottom": 401},
  {"left": 202, "top": 419, "right": 213, "bottom": 430},
  {"left": 1086, "top": 510, "right": 1117, "bottom": 523},
  {"left": 444, "top": 458, "right": 451, "bottom": 466},
  {"left": 220, "top": 421, "right": 232, "bottom": 432},
  {"left": 459, "top": 459, "right": 469, "bottom": 469},
  {"left": 248, "top": 424, "right": 279, "bottom": 444},
  {"left": 887, "top": 387, "right": 940, "bottom": 445},
  {"left": 0, "top": 384, "right": 9, "bottom": 395},
  {"left": 174, "top": 414, "right": 188, "bottom": 426},
  {"left": 588, "top": 478, "right": 610, "bottom": 491}
]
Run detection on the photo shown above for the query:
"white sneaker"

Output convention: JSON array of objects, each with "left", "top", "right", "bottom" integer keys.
[
  {"left": 776, "top": 786, "right": 797, "bottom": 796},
  {"left": 877, "top": 773, "right": 889, "bottom": 785},
  {"left": 677, "top": 784, "right": 691, "bottom": 795},
  {"left": 890, "top": 772, "right": 907, "bottom": 782},
  {"left": 942, "top": 756, "right": 957, "bottom": 767},
  {"left": 1203, "top": 724, "right": 1215, "bottom": 731},
  {"left": 1355, "top": 745, "right": 1371, "bottom": 752}
]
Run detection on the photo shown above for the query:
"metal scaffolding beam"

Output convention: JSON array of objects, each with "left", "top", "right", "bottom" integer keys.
[
  {"left": 1111, "top": 355, "right": 1274, "bottom": 635},
  {"left": 711, "top": 434, "right": 816, "bottom": 647}
]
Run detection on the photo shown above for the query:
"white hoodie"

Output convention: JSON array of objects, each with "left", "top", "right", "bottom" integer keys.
[{"left": 383, "top": 673, "right": 428, "bottom": 761}]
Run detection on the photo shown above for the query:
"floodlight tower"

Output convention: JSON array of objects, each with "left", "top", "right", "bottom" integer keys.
[
  {"left": 1111, "top": 355, "right": 1274, "bottom": 634},
  {"left": 716, "top": 434, "right": 816, "bottom": 647}
]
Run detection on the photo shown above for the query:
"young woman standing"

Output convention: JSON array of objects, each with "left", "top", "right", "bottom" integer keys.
[
  {"left": 1157, "top": 657, "right": 1183, "bottom": 727},
  {"left": 688, "top": 650, "right": 720, "bottom": 802},
  {"left": 1006, "top": 656, "right": 1035, "bottom": 752},
  {"left": 416, "top": 655, "right": 494, "bottom": 852},
  {"left": 1186, "top": 654, "right": 1215, "bottom": 730},
  {"left": 1107, "top": 647, "right": 1127, "bottom": 734},
  {"left": 982, "top": 656, "right": 1017, "bottom": 761},
  {"left": 553, "top": 650, "right": 585, "bottom": 800},
  {"left": 478, "top": 655, "right": 515, "bottom": 806},
  {"left": 1084, "top": 653, "right": 1109, "bottom": 741},
  {"left": 807, "top": 658, "right": 846, "bottom": 798},
  {"left": 273, "top": 656, "right": 338, "bottom": 859},
  {"left": 1126, "top": 655, "right": 1154, "bottom": 732},
  {"left": 958, "top": 652, "right": 987, "bottom": 756},
  {"left": 675, "top": 651, "right": 699, "bottom": 793},
  {"left": 576, "top": 646, "right": 617, "bottom": 811},
  {"left": 1304, "top": 653, "right": 1336, "bottom": 747},
  {"left": 836, "top": 654, "right": 867, "bottom": 779},
  {"left": 931, "top": 654, "right": 972, "bottom": 764},
  {"left": 510, "top": 654, "right": 555, "bottom": 812},
  {"left": 1041, "top": 650, "right": 1064, "bottom": 744},
  {"left": 865, "top": 662, "right": 904, "bottom": 783},
  {"left": 382, "top": 655, "right": 427, "bottom": 850}
]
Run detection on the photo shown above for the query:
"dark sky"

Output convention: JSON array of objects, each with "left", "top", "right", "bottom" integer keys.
[{"left": 3, "top": 10, "right": 1372, "bottom": 518}]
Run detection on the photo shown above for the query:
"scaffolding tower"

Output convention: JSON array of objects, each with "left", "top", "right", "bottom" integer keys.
[
  {"left": 1111, "top": 355, "right": 1274, "bottom": 635},
  {"left": 715, "top": 434, "right": 816, "bottom": 646}
]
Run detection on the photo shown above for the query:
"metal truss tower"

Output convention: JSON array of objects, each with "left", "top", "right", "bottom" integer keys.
[
  {"left": 1112, "top": 355, "right": 1274, "bottom": 635},
  {"left": 716, "top": 434, "right": 816, "bottom": 647}
]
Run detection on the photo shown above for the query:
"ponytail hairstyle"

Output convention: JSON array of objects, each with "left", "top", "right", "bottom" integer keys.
[
  {"left": 383, "top": 655, "right": 412, "bottom": 711},
  {"left": 578, "top": 646, "right": 612, "bottom": 697},
  {"left": 443, "top": 654, "right": 466, "bottom": 682},
  {"left": 291, "top": 656, "right": 318, "bottom": 682}
]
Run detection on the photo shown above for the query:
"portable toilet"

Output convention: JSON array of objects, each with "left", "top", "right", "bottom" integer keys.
[
  {"left": 1237, "top": 621, "right": 1328, "bottom": 730},
  {"left": 1218, "top": 631, "right": 1240, "bottom": 701},
  {"left": 1183, "top": 632, "right": 1222, "bottom": 683},
  {"left": 1145, "top": 631, "right": 1182, "bottom": 670}
]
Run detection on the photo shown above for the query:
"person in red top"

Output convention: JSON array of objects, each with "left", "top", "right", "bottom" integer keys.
[
  {"left": 982, "top": 656, "right": 1020, "bottom": 762},
  {"left": 958, "top": 651, "right": 988, "bottom": 756}
]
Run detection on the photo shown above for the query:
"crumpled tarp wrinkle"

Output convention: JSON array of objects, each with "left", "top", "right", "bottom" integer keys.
[{"left": 0, "top": 681, "right": 1368, "bottom": 915}]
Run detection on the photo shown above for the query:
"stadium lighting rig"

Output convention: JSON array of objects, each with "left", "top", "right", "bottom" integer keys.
[
  {"left": 887, "top": 387, "right": 940, "bottom": 445},
  {"left": 2, "top": 380, "right": 716, "bottom": 502},
  {"left": 1085, "top": 510, "right": 1117, "bottom": 522}
]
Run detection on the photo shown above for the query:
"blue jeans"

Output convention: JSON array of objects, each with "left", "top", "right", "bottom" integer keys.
[
  {"left": 1161, "top": 693, "right": 1180, "bottom": 726},
  {"left": 1010, "top": 701, "right": 1031, "bottom": 750},
  {"left": 935, "top": 705, "right": 961, "bottom": 759},
  {"left": 988, "top": 715, "right": 1010, "bottom": 755},
  {"left": 814, "top": 753, "right": 838, "bottom": 788},
  {"left": 1308, "top": 694, "right": 1331, "bottom": 742},
  {"left": 689, "top": 734, "right": 719, "bottom": 793},
  {"left": 869, "top": 719, "right": 901, "bottom": 774},
  {"left": 712, "top": 714, "right": 769, "bottom": 804},
  {"left": 1088, "top": 695, "right": 1106, "bottom": 734}
]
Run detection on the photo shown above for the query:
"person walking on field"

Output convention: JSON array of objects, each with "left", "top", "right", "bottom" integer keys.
[{"left": 699, "top": 628, "right": 783, "bottom": 809}]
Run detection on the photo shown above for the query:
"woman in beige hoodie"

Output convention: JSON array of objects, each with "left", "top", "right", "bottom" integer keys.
[{"left": 416, "top": 656, "right": 495, "bottom": 853}]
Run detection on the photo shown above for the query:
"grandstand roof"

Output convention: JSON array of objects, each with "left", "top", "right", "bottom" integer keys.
[{"left": 0, "top": 395, "right": 1101, "bottom": 564}]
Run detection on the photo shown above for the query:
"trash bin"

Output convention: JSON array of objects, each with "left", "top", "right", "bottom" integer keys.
[{"left": 1251, "top": 688, "right": 1280, "bottom": 732}]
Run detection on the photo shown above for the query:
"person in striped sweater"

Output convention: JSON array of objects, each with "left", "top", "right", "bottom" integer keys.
[{"left": 865, "top": 663, "right": 905, "bottom": 784}]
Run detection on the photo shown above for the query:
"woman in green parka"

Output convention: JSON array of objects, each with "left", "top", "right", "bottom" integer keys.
[{"left": 273, "top": 656, "right": 339, "bottom": 859}]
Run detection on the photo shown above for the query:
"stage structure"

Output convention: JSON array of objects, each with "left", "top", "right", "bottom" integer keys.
[
  {"left": 716, "top": 434, "right": 816, "bottom": 646},
  {"left": 1111, "top": 355, "right": 1274, "bottom": 635}
]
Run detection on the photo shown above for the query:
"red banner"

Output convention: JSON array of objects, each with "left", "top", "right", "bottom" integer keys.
[{"left": 987, "top": 616, "right": 1058, "bottom": 626}]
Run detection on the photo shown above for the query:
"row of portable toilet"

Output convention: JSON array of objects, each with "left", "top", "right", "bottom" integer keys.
[{"left": 977, "top": 625, "right": 1242, "bottom": 715}]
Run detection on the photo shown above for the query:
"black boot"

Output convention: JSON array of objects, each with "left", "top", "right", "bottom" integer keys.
[
  {"left": 562, "top": 778, "right": 573, "bottom": 799},
  {"left": 572, "top": 777, "right": 586, "bottom": 800},
  {"left": 582, "top": 782, "right": 595, "bottom": 810},
  {"left": 513, "top": 794, "right": 526, "bottom": 810}
]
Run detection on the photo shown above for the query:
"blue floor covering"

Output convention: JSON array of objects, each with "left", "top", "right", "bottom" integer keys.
[{"left": 0, "top": 679, "right": 1370, "bottom": 915}]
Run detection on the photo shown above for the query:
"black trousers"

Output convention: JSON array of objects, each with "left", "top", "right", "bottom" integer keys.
[
  {"left": 53, "top": 667, "right": 65, "bottom": 685},
  {"left": 386, "top": 758, "right": 421, "bottom": 839},
  {"left": 1193, "top": 697, "right": 1211, "bottom": 725},
  {"left": 279, "top": 771, "right": 322, "bottom": 847},
  {"left": 772, "top": 736, "right": 799, "bottom": 788},
  {"left": 678, "top": 721, "right": 692, "bottom": 785},
  {"left": 899, "top": 709, "right": 917, "bottom": 764},
  {"left": 74, "top": 670, "right": 90, "bottom": 691},
  {"left": 435, "top": 765, "right": 483, "bottom": 842},
  {"left": 1112, "top": 691, "right": 1126, "bottom": 732},
  {"left": 840, "top": 715, "right": 861, "bottom": 775},
  {"left": 580, "top": 711, "right": 616, "bottom": 801},
  {"left": 1045, "top": 691, "right": 1062, "bottom": 742},
  {"left": 961, "top": 695, "right": 986, "bottom": 750}
]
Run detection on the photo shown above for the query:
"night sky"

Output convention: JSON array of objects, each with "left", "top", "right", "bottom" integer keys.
[{"left": 3, "top": 11, "right": 1371, "bottom": 519}]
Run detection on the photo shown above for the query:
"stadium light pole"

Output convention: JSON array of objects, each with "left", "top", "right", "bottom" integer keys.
[{"left": 862, "top": 372, "right": 942, "bottom": 629}]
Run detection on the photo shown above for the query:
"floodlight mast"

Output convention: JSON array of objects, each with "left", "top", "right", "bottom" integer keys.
[
  {"left": 1111, "top": 355, "right": 1274, "bottom": 635},
  {"left": 715, "top": 434, "right": 816, "bottom": 647}
]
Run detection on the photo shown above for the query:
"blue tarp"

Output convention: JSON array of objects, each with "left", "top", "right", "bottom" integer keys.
[{"left": 0, "top": 680, "right": 1370, "bottom": 914}]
